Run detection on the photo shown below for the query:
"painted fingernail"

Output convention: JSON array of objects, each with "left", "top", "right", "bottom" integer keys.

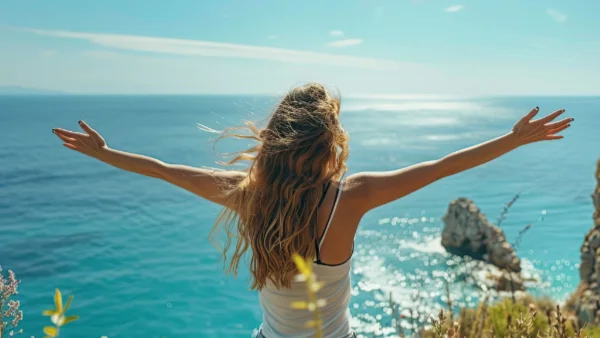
[
  {"left": 535, "top": 106, "right": 539, "bottom": 111},
  {"left": 52, "top": 129, "right": 55, "bottom": 133},
  {"left": 78, "top": 120, "right": 83, "bottom": 124},
  {"left": 571, "top": 118, "right": 575, "bottom": 121}
]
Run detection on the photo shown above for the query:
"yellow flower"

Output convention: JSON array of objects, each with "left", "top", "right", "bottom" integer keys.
[
  {"left": 43, "top": 326, "right": 58, "bottom": 338},
  {"left": 292, "top": 253, "right": 312, "bottom": 277},
  {"left": 42, "top": 288, "right": 80, "bottom": 337}
]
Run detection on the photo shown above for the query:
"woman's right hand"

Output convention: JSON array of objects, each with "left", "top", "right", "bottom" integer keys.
[
  {"left": 52, "top": 120, "right": 108, "bottom": 160},
  {"left": 511, "top": 107, "right": 573, "bottom": 145},
  {"left": 53, "top": 120, "right": 247, "bottom": 207}
]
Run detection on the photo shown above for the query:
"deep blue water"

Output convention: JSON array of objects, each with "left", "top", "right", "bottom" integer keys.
[{"left": 0, "top": 95, "right": 598, "bottom": 337}]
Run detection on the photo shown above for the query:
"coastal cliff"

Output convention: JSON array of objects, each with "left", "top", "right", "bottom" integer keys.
[{"left": 571, "top": 160, "right": 600, "bottom": 324}]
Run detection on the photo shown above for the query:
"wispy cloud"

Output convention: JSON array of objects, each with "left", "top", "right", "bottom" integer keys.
[
  {"left": 326, "top": 39, "right": 363, "bottom": 48},
  {"left": 20, "top": 27, "right": 415, "bottom": 71},
  {"left": 267, "top": 35, "right": 278, "bottom": 40},
  {"left": 546, "top": 9, "right": 567, "bottom": 23},
  {"left": 327, "top": 30, "right": 362, "bottom": 48},
  {"left": 41, "top": 50, "right": 56, "bottom": 57},
  {"left": 445, "top": 5, "right": 464, "bottom": 13}
]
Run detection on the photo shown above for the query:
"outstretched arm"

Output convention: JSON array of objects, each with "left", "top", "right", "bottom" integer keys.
[
  {"left": 52, "top": 121, "right": 244, "bottom": 206},
  {"left": 349, "top": 107, "right": 573, "bottom": 212}
]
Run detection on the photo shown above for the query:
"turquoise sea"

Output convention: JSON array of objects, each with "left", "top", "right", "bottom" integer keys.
[{"left": 0, "top": 95, "right": 598, "bottom": 337}]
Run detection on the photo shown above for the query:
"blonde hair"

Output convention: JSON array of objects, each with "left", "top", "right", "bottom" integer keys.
[{"left": 210, "top": 83, "right": 349, "bottom": 290}]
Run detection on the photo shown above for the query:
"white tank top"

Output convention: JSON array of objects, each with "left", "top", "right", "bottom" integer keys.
[{"left": 257, "top": 179, "right": 353, "bottom": 338}]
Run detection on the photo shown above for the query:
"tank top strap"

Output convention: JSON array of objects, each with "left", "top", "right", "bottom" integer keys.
[
  {"left": 318, "top": 178, "right": 344, "bottom": 250},
  {"left": 318, "top": 181, "right": 332, "bottom": 208},
  {"left": 314, "top": 182, "right": 331, "bottom": 263}
]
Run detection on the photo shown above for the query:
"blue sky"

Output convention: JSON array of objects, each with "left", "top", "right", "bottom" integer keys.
[{"left": 1, "top": 0, "right": 599, "bottom": 95}]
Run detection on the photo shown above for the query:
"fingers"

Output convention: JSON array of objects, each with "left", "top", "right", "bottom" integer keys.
[
  {"left": 542, "top": 135, "right": 564, "bottom": 141},
  {"left": 53, "top": 128, "right": 86, "bottom": 139},
  {"left": 545, "top": 117, "right": 573, "bottom": 130},
  {"left": 54, "top": 120, "right": 107, "bottom": 157},
  {"left": 63, "top": 143, "right": 80, "bottom": 151},
  {"left": 547, "top": 123, "right": 571, "bottom": 135},
  {"left": 516, "top": 107, "right": 539, "bottom": 127},
  {"left": 54, "top": 130, "right": 83, "bottom": 153},
  {"left": 533, "top": 109, "right": 565, "bottom": 124},
  {"left": 54, "top": 132, "right": 77, "bottom": 144},
  {"left": 63, "top": 143, "right": 85, "bottom": 154},
  {"left": 78, "top": 120, "right": 101, "bottom": 140}
]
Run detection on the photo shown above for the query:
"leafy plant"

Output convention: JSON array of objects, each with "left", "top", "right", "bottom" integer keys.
[
  {"left": 421, "top": 297, "right": 600, "bottom": 338},
  {"left": 0, "top": 266, "right": 23, "bottom": 338}
]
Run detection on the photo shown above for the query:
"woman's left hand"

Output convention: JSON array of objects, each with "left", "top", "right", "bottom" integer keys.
[{"left": 511, "top": 107, "right": 573, "bottom": 145}]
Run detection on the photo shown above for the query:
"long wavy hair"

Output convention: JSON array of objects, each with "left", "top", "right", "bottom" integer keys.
[{"left": 209, "top": 83, "right": 349, "bottom": 290}]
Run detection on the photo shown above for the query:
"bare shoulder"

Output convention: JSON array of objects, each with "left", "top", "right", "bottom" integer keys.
[
  {"left": 341, "top": 173, "right": 369, "bottom": 194},
  {"left": 338, "top": 173, "right": 372, "bottom": 215}
]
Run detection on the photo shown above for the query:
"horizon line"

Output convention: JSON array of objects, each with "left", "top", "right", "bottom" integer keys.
[{"left": 2, "top": 91, "right": 599, "bottom": 99}]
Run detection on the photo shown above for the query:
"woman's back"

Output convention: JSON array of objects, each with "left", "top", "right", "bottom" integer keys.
[
  {"left": 257, "top": 179, "right": 355, "bottom": 338},
  {"left": 259, "top": 262, "right": 352, "bottom": 337}
]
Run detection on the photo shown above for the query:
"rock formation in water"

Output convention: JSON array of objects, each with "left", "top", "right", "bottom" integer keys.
[
  {"left": 441, "top": 197, "right": 525, "bottom": 291},
  {"left": 571, "top": 160, "right": 600, "bottom": 325},
  {"left": 442, "top": 197, "right": 522, "bottom": 273}
]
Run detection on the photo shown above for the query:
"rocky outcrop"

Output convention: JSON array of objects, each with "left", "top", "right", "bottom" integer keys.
[
  {"left": 441, "top": 198, "right": 521, "bottom": 273},
  {"left": 572, "top": 160, "right": 600, "bottom": 325}
]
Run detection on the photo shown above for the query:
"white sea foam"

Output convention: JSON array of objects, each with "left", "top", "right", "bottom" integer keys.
[{"left": 402, "top": 236, "right": 447, "bottom": 254}]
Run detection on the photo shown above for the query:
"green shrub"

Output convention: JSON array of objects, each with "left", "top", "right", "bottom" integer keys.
[{"left": 421, "top": 296, "right": 600, "bottom": 338}]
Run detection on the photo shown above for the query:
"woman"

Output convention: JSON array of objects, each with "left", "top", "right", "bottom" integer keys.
[{"left": 52, "top": 83, "right": 572, "bottom": 337}]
